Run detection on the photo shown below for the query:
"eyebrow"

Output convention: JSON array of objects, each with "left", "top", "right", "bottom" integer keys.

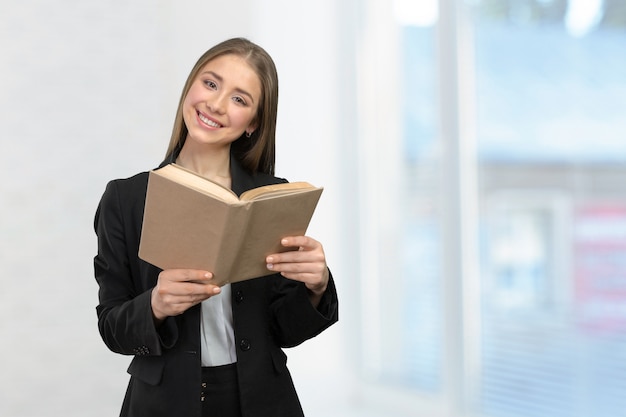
[{"left": 201, "top": 70, "right": 256, "bottom": 104}]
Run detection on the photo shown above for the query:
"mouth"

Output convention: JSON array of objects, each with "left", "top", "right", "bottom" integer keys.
[{"left": 197, "top": 111, "right": 221, "bottom": 128}]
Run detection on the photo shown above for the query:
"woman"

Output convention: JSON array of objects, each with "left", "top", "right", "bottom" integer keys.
[{"left": 94, "top": 37, "right": 338, "bottom": 417}]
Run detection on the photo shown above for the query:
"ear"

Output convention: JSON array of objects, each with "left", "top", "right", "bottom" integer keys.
[{"left": 245, "top": 121, "right": 258, "bottom": 137}]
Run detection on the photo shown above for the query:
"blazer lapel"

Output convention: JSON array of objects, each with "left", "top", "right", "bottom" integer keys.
[{"left": 230, "top": 154, "right": 256, "bottom": 197}]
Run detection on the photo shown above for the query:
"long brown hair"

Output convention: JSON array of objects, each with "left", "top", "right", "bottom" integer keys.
[{"left": 165, "top": 38, "right": 279, "bottom": 175}]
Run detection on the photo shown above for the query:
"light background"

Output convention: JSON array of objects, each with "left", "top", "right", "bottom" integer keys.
[
  {"left": 0, "top": 1, "right": 365, "bottom": 416},
  {"left": 3, "top": 1, "right": 624, "bottom": 417}
]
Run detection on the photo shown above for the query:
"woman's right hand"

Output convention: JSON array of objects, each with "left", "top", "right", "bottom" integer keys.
[{"left": 150, "top": 269, "right": 221, "bottom": 323}]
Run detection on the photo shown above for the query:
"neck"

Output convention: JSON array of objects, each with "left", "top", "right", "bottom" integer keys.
[{"left": 176, "top": 141, "right": 231, "bottom": 182}]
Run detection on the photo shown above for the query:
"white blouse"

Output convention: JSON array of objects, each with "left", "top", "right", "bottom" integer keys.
[{"left": 200, "top": 284, "right": 237, "bottom": 366}]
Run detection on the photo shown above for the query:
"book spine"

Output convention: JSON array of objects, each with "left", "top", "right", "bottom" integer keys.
[{"left": 212, "top": 203, "right": 252, "bottom": 284}]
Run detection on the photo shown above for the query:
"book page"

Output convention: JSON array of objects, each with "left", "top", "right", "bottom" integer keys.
[
  {"left": 155, "top": 164, "right": 239, "bottom": 203},
  {"left": 240, "top": 181, "right": 318, "bottom": 201}
]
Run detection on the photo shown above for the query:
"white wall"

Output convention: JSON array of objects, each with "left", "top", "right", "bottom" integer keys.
[{"left": 0, "top": 1, "right": 356, "bottom": 416}]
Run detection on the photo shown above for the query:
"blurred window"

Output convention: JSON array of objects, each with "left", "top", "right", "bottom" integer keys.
[
  {"left": 376, "top": 0, "right": 626, "bottom": 415},
  {"left": 474, "top": 0, "right": 626, "bottom": 416}
]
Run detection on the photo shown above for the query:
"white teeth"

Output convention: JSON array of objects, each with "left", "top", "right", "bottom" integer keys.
[{"left": 198, "top": 113, "right": 220, "bottom": 128}]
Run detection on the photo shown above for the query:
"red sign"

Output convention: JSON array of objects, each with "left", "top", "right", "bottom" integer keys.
[{"left": 574, "top": 204, "right": 626, "bottom": 333}]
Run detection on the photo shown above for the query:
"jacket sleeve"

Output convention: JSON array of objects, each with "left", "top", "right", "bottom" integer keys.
[
  {"left": 93, "top": 179, "right": 178, "bottom": 356},
  {"left": 269, "top": 270, "right": 339, "bottom": 348}
]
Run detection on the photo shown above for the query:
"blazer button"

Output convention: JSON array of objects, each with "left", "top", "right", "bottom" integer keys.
[
  {"left": 235, "top": 290, "right": 244, "bottom": 303},
  {"left": 239, "top": 339, "right": 251, "bottom": 351},
  {"left": 133, "top": 346, "right": 150, "bottom": 355}
]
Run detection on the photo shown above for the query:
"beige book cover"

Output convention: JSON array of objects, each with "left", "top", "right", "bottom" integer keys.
[{"left": 138, "top": 164, "right": 323, "bottom": 286}]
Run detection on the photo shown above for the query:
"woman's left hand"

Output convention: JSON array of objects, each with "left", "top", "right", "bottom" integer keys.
[{"left": 266, "top": 236, "right": 329, "bottom": 306}]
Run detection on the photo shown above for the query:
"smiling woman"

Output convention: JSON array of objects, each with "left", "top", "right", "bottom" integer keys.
[
  {"left": 92, "top": 37, "right": 338, "bottom": 417},
  {"left": 179, "top": 54, "right": 262, "bottom": 186},
  {"left": 166, "top": 38, "right": 280, "bottom": 178}
]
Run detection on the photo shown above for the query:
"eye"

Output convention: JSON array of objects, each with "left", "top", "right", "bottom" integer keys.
[
  {"left": 203, "top": 80, "right": 217, "bottom": 89},
  {"left": 232, "top": 96, "right": 247, "bottom": 105}
]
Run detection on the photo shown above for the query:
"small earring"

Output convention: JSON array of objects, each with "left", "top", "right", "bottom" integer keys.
[{"left": 246, "top": 131, "right": 252, "bottom": 138}]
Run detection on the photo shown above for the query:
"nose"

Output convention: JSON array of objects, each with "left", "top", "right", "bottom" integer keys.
[{"left": 207, "top": 92, "right": 227, "bottom": 114}]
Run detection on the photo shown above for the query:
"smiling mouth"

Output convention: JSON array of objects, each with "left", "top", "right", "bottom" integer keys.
[{"left": 198, "top": 112, "right": 221, "bottom": 128}]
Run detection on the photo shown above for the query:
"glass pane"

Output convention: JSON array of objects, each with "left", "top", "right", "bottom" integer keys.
[
  {"left": 381, "top": 3, "right": 443, "bottom": 391},
  {"left": 474, "top": 0, "right": 626, "bottom": 164},
  {"left": 472, "top": 0, "right": 626, "bottom": 416}
]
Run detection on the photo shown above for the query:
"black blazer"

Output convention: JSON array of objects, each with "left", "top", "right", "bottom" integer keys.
[{"left": 93, "top": 156, "right": 338, "bottom": 417}]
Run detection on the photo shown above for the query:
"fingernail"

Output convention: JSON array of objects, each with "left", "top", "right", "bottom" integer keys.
[
  {"left": 267, "top": 263, "right": 273, "bottom": 270},
  {"left": 213, "top": 287, "right": 221, "bottom": 294},
  {"left": 266, "top": 256, "right": 273, "bottom": 263},
  {"left": 281, "top": 238, "right": 288, "bottom": 245}
]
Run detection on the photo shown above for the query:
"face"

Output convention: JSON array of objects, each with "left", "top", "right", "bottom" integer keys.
[{"left": 182, "top": 54, "right": 261, "bottom": 149}]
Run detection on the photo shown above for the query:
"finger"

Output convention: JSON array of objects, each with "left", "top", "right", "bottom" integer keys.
[
  {"left": 167, "top": 284, "right": 221, "bottom": 306},
  {"left": 267, "top": 251, "right": 325, "bottom": 268},
  {"left": 278, "top": 271, "right": 315, "bottom": 282},
  {"left": 270, "top": 261, "right": 315, "bottom": 276},
  {"left": 185, "top": 288, "right": 220, "bottom": 305},
  {"left": 181, "top": 269, "right": 214, "bottom": 283},
  {"left": 277, "top": 270, "right": 328, "bottom": 291},
  {"left": 160, "top": 269, "right": 213, "bottom": 283},
  {"left": 187, "top": 283, "right": 221, "bottom": 298},
  {"left": 279, "top": 236, "right": 319, "bottom": 251},
  {"left": 186, "top": 283, "right": 222, "bottom": 297},
  {"left": 157, "top": 280, "right": 221, "bottom": 298},
  {"left": 269, "top": 261, "right": 326, "bottom": 276}
]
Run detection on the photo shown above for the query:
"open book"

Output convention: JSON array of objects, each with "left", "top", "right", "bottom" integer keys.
[{"left": 138, "top": 163, "right": 323, "bottom": 286}]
